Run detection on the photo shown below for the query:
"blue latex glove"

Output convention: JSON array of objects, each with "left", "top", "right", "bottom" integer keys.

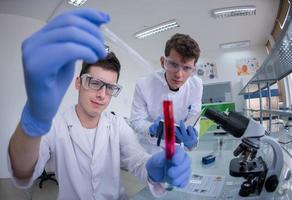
[
  {"left": 20, "top": 9, "right": 110, "bottom": 136},
  {"left": 148, "top": 116, "right": 162, "bottom": 137},
  {"left": 175, "top": 120, "right": 198, "bottom": 149},
  {"left": 146, "top": 146, "right": 191, "bottom": 188}
]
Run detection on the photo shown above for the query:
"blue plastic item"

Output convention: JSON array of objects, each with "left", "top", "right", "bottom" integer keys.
[{"left": 202, "top": 154, "right": 216, "bottom": 165}]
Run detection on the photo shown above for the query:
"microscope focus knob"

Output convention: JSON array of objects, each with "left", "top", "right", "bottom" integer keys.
[
  {"left": 265, "top": 175, "right": 279, "bottom": 192},
  {"left": 239, "top": 181, "right": 252, "bottom": 197}
]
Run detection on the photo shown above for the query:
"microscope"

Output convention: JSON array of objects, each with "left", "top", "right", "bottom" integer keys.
[{"left": 205, "top": 108, "right": 284, "bottom": 198}]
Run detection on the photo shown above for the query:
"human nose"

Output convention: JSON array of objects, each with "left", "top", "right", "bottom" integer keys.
[
  {"left": 96, "top": 85, "right": 107, "bottom": 98},
  {"left": 175, "top": 66, "right": 184, "bottom": 77}
]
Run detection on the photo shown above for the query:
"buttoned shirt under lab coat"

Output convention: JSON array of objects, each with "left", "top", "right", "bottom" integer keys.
[
  {"left": 130, "top": 70, "right": 203, "bottom": 154},
  {"left": 8, "top": 106, "right": 165, "bottom": 200}
]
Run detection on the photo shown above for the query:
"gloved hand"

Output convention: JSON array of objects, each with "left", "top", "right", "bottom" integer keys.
[
  {"left": 148, "top": 116, "right": 162, "bottom": 137},
  {"left": 20, "top": 9, "right": 110, "bottom": 137},
  {"left": 175, "top": 120, "right": 198, "bottom": 149},
  {"left": 146, "top": 146, "right": 191, "bottom": 188}
]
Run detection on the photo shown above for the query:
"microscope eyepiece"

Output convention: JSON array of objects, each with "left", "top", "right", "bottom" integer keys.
[{"left": 204, "top": 108, "right": 249, "bottom": 138}]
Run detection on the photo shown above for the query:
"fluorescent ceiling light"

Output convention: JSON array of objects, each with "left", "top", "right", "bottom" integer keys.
[
  {"left": 220, "top": 40, "right": 250, "bottom": 49},
  {"left": 212, "top": 5, "right": 256, "bottom": 19},
  {"left": 68, "top": 0, "right": 87, "bottom": 7},
  {"left": 135, "top": 20, "right": 179, "bottom": 39}
]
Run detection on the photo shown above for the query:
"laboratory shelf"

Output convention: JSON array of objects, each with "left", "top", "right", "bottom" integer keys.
[
  {"left": 246, "top": 108, "right": 292, "bottom": 117},
  {"left": 239, "top": 3, "right": 292, "bottom": 95}
]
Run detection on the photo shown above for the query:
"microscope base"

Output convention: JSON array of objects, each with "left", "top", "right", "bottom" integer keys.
[{"left": 226, "top": 188, "right": 274, "bottom": 200}]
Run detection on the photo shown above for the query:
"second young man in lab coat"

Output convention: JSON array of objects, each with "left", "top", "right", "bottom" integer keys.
[
  {"left": 8, "top": 9, "right": 191, "bottom": 199},
  {"left": 130, "top": 33, "right": 203, "bottom": 154}
]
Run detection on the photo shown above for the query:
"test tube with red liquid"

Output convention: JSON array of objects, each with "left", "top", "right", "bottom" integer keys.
[{"left": 163, "top": 100, "right": 175, "bottom": 190}]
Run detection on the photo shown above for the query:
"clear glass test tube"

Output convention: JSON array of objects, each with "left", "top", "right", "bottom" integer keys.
[{"left": 163, "top": 100, "right": 176, "bottom": 191}]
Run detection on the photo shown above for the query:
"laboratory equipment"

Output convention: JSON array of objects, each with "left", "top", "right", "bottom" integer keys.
[{"left": 205, "top": 108, "right": 284, "bottom": 198}]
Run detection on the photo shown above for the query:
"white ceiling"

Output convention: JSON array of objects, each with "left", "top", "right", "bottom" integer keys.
[{"left": 0, "top": 0, "right": 280, "bottom": 63}]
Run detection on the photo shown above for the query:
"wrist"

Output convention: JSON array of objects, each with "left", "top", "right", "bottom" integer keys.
[
  {"left": 20, "top": 103, "right": 52, "bottom": 137},
  {"left": 147, "top": 175, "right": 160, "bottom": 185}
]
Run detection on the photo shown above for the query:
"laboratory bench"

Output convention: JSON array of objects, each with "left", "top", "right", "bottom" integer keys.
[{"left": 130, "top": 132, "right": 292, "bottom": 200}]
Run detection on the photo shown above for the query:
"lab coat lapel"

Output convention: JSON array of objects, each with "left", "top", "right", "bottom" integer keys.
[
  {"left": 93, "top": 112, "right": 109, "bottom": 158},
  {"left": 65, "top": 106, "right": 92, "bottom": 159}
]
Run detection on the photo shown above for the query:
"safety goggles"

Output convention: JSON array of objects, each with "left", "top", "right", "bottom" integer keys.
[
  {"left": 81, "top": 74, "right": 122, "bottom": 97},
  {"left": 164, "top": 57, "right": 196, "bottom": 74}
]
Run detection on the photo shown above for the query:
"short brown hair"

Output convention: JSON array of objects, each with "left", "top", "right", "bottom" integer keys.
[
  {"left": 165, "top": 33, "right": 200, "bottom": 64},
  {"left": 80, "top": 52, "right": 121, "bottom": 81}
]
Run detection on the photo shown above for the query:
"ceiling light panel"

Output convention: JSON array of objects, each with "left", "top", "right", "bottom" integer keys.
[
  {"left": 220, "top": 40, "right": 250, "bottom": 49},
  {"left": 68, "top": 0, "right": 87, "bottom": 7},
  {"left": 135, "top": 20, "right": 179, "bottom": 39},
  {"left": 212, "top": 5, "right": 256, "bottom": 19}
]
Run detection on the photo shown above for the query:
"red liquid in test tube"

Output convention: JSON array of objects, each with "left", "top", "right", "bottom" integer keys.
[{"left": 163, "top": 100, "right": 175, "bottom": 160}]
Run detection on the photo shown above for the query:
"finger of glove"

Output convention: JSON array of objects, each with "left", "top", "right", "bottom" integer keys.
[
  {"left": 23, "top": 11, "right": 108, "bottom": 58},
  {"left": 24, "top": 43, "right": 99, "bottom": 77},
  {"left": 168, "top": 158, "right": 191, "bottom": 185},
  {"left": 42, "top": 9, "right": 110, "bottom": 32},
  {"left": 40, "top": 14, "right": 105, "bottom": 44},
  {"left": 154, "top": 116, "right": 162, "bottom": 125},
  {"left": 56, "top": 61, "right": 75, "bottom": 91},
  {"left": 23, "top": 26, "right": 106, "bottom": 63},
  {"left": 146, "top": 151, "right": 165, "bottom": 168},
  {"left": 169, "top": 152, "right": 191, "bottom": 177},
  {"left": 179, "top": 120, "right": 187, "bottom": 135},
  {"left": 149, "top": 123, "right": 158, "bottom": 135},
  {"left": 179, "top": 179, "right": 190, "bottom": 188},
  {"left": 175, "top": 127, "right": 184, "bottom": 142},
  {"left": 146, "top": 152, "right": 166, "bottom": 183},
  {"left": 170, "top": 166, "right": 191, "bottom": 187},
  {"left": 171, "top": 146, "right": 187, "bottom": 166},
  {"left": 187, "top": 126, "right": 198, "bottom": 137}
]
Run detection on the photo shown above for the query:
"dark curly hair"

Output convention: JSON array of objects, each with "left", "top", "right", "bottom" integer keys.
[
  {"left": 165, "top": 33, "right": 200, "bottom": 64},
  {"left": 80, "top": 52, "right": 121, "bottom": 81}
]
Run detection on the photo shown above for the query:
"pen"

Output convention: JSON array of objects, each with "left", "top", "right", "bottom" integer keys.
[{"left": 191, "top": 107, "right": 206, "bottom": 128}]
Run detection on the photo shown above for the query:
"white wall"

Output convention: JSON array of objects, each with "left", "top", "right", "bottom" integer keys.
[
  {"left": 0, "top": 14, "right": 268, "bottom": 178},
  {"left": 0, "top": 14, "right": 44, "bottom": 178},
  {"left": 199, "top": 47, "right": 268, "bottom": 112}
]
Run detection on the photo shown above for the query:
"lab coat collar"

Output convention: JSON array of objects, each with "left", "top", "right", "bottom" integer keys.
[
  {"left": 64, "top": 105, "right": 109, "bottom": 159},
  {"left": 157, "top": 70, "right": 169, "bottom": 88},
  {"left": 157, "top": 70, "right": 187, "bottom": 92}
]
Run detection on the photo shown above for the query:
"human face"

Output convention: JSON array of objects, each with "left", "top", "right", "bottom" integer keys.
[
  {"left": 75, "top": 66, "right": 119, "bottom": 119},
  {"left": 161, "top": 49, "right": 196, "bottom": 90}
]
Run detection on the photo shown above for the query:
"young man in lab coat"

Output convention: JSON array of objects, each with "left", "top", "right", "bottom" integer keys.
[
  {"left": 130, "top": 33, "right": 203, "bottom": 154},
  {"left": 8, "top": 9, "right": 191, "bottom": 200}
]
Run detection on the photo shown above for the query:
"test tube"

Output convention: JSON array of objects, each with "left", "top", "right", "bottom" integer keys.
[{"left": 163, "top": 100, "right": 176, "bottom": 191}]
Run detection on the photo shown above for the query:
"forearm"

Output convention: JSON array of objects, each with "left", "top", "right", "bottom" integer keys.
[
  {"left": 130, "top": 118, "right": 152, "bottom": 136},
  {"left": 9, "top": 123, "right": 41, "bottom": 179}
]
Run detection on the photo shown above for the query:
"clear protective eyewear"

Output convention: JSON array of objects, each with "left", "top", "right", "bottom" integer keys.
[
  {"left": 164, "top": 57, "right": 196, "bottom": 74},
  {"left": 81, "top": 74, "right": 122, "bottom": 97}
]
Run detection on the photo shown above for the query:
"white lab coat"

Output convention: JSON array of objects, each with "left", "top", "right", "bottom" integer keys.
[
  {"left": 130, "top": 70, "right": 203, "bottom": 154},
  {"left": 8, "top": 105, "right": 165, "bottom": 200}
]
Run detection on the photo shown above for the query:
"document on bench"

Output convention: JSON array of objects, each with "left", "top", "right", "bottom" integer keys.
[{"left": 178, "top": 172, "right": 225, "bottom": 197}]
